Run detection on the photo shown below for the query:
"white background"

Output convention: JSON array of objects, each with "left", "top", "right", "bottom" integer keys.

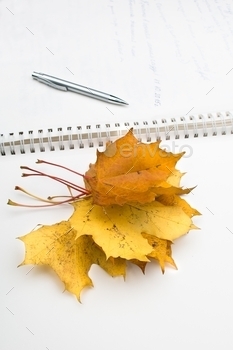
[{"left": 1, "top": 1, "right": 233, "bottom": 349}]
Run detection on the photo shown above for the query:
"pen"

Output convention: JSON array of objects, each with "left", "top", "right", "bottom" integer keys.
[{"left": 32, "top": 72, "right": 128, "bottom": 105}]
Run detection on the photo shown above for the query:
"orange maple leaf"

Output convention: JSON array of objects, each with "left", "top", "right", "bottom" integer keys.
[{"left": 84, "top": 129, "right": 192, "bottom": 205}]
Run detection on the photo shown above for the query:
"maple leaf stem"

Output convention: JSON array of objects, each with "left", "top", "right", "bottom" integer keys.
[
  {"left": 7, "top": 200, "right": 64, "bottom": 208},
  {"left": 48, "top": 193, "right": 88, "bottom": 200},
  {"left": 36, "top": 159, "right": 84, "bottom": 177},
  {"left": 48, "top": 195, "right": 74, "bottom": 200},
  {"left": 8, "top": 194, "right": 91, "bottom": 207},
  {"left": 15, "top": 186, "right": 55, "bottom": 203},
  {"left": 20, "top": 161, "right": 90, "bottom": 194},
  {"left": 9, "top": 163, "right": 92, "bottom": 208},
  {"left": 21, "top": 168, "right": 90, "bottom": 195},
  {"left": 67, "top": 185, "right": 74, "bottom": 198},
  {"left": 7, "top": 199, "right": 55, "bottom": 207}
]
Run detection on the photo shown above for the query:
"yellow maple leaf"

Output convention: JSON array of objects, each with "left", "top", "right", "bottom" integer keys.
[
  {"left": 70, "top": 197, "right": 196, "bottom": 254},
  {"left": 18, "top": 197, "right": 185, "bottom": 300},
  {"left": 18, "top": 221, "right": 126, "bottom": 301},
  {"left": 142, "top": 233, "right": 177, "bottom": 273},
  {"left": 131, "top": 234, "right": 176, "bottom": 274},
  {"left": 157, "top": 194, "right": 201, "bottom": 218}
]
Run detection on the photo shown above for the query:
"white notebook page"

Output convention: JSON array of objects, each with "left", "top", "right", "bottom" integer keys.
[{"left": 1, "top": 0, "right": 233, "bottom": 134}]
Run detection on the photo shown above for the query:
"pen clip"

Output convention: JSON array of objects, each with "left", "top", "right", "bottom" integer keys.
[{"left": 34, "top": 77, "right": 68, "bottom": 91}]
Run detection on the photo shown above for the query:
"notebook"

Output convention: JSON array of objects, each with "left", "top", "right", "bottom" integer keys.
[{"left": 1, "top": 1, "right": 233, "bottom": 349}]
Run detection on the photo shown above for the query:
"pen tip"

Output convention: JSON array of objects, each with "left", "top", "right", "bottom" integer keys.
[
  {"left": 120, "top": 100, "right": 129, "bottom": 106},
  {"left": 109, "top": 95, "right": 129, "bottom": 105}
]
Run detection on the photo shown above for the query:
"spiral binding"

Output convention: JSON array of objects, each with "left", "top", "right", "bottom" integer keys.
[{"left": 1, "top": 111, "right": 233, "bottom": 156}]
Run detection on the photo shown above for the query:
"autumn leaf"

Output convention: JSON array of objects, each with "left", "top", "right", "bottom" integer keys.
[
  {"left": 18, "top": 221, "right": 126, "bottom": 301},
  {"left": 156, "top": 194, "right": 201, "bottom": 218},
  {"left": 11, "top": 129, "right": 200, "bottom": 301},
  {"left": 142, "top": 233, "right": 177, "bottom": 273},
  {"left": 70, "top": 197, "right": 196, "bottom": 256},
  {"left": 18, "top": 196, "right": 189, "bottom": 300},
  {"left": 131, "top": 234, "right": 176, "bottom": 274},
  {"left": 84, "top": 129, "right": 192, "bottom": 206}
]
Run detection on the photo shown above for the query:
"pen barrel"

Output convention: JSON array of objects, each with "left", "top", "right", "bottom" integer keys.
[
  {"left": 42, "top": 74, "right": 110, "bottom": 101},
  {"left": 32, "top": 72, "right": 127, "bottom": 104},
  {"left": 67, "top": 85, "right": 110, "bottom": 101}
]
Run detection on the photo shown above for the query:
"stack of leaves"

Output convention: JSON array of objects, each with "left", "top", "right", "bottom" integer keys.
[{"left": 11, "top": 129, "right": 200, "bottom": 301}]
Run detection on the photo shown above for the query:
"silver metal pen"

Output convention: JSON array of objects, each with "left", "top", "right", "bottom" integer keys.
[{"left": 32, "top": 72, "right": 128, "bottom": 105}]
